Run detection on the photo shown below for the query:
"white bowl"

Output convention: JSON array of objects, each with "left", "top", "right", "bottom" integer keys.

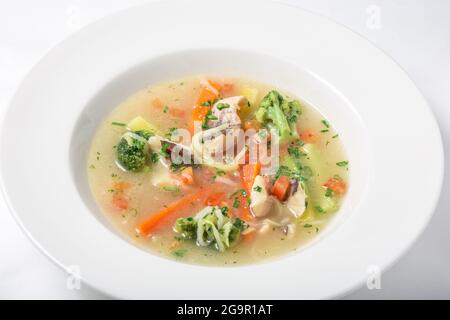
[{"left": 0, "top": 0, "right": 443, "bottom": 299}]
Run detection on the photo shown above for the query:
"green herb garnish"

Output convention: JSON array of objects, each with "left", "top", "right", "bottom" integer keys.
[
  {"left": 336, "top": 161, "right": 349, "bottom": 167},
  {"left": 111, "top": 121, "right": 126, "bottom": 127}
]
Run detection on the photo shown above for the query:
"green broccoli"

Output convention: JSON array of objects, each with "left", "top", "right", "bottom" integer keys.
[
  {"left": 255, "top": 90, "right": 301, "bottom": 143},
  {"left": 116, "top": 130, "right": 153, "bottom": 171},
  {"left": 173, "top": 217, "right": 197, "bottom": 240}
]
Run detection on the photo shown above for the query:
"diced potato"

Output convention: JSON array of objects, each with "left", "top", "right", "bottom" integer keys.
[
  {"left": 239, "top": 87, "right": 259, "bottom": 119},
  {"left": 241, "top": 87, "right": 259, "bottom": 106},
  {"left": 127, "top": 116, "right": 160, "bottom": 134}
]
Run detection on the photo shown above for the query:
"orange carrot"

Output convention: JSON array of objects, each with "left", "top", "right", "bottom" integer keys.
[
  {"left": 136, "top": 189, "right": 205, "bottom": 235},
  {"left": 220, "top": 83, "right": 234, "bottom": 95},
  {"left": 113, "top": 181, "right": 129, "bottom": 193},
  {"left": 207, "top": 80, "right": 222, "bottom": 92},
  {"left": 192, "top": 80, "right": 221, "bottom": 126},
  {"left": 239, "top": 204, "right": 253, "bottom": 222},
  {"left": 196, "top": 87, "right": 218, "bottom": 107},
  {"left": 180, "top": 167, "right": 194, "bottom": 185},
  {"left": 300, "top": 130, "right": 318, "bottom": 144},
  {"left": 152, "top": 98, "right": 164, "bottom": 110},
  {"left": 192, "top": 105, "right": 211, "bottom": 125},
  {"left": 205, "top": 192, "right": 226, "bottom": 206},
  {"left": 323, "top": 178, "right": 346, "bottom": 195},
  {"left": 271, "top": 175, "right": 290, "bottom": 201},
  {"left": 244, "top": 120, "right": 260, "bottom": 131},
  {"left": 240, "top": 163, "right": 261, "bottom": 194},
  {"left": 242, "top": 231, "right": 255, "bottom": 242},
  {"left": 112, "top": 194, "right": 128, "bottom": 210},
  {"left": 169, "top": 108, "right": 186, "bottom": 119}
]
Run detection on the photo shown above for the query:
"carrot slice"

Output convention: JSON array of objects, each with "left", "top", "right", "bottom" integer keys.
[
  {"left": 205, "top": 192, "right": 226, "bottom": 206},
  {"left": 180, "top": 167, "right": 194, "bottom": 185},
  {"left": 112, "top": 194, "right": 128, "bottom": 210},
  {"left": 169, "top": 108, "right": 186, "bottom": 119},
  {"left": 271, "top": 175, "right": 290, "bottom": 201},
  {"left": 207, "top": 80, "right": 222, "bottom": 92},
  {"left": 136, "top": 189, "right": 205, "bottom": 235},
  {"left": 152, "top": 98, "right": 164, "bottom": 109},
  {"left": 239, "top": 204, "right": 253, "bottom": 222},
  {"left": 323, "top": 178, "right": 346, "bottom": 195},
  {"left": 240, "top": 163, "right": 261, "bottom": 194},
  {"left": 196, "top": 87, "right": 218, "bottom": 107},
  {"left": 299, "top": 130, "right": 318, "bottom": 144},
  {"left": 220, "top": 83, "right": 234, "bottom": 95}
]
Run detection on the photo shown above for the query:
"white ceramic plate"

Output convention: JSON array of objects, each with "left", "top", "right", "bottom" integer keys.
[{"left": 0, "top": 0, "right": 443, "bottom": 299}]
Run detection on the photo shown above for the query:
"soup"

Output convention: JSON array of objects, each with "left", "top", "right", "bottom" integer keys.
[{"left": 87, "top": 76, "right": 348, "bottom": 266}]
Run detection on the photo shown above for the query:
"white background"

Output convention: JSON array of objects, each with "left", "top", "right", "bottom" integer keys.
[{"left": 0, "top": 0, "right": 449, "bottom": 299}]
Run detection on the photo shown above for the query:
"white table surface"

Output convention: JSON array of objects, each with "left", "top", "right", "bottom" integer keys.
[{"left": 0, "top": 0, "right": 449, "bottom": 299}]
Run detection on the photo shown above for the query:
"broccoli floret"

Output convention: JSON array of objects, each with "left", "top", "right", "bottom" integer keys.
[
  {"left": 173, "top": 207, "right": 248, "bottom": 251},
  {"left": 174, "top": 217, "right": 197, "bottom": 239},
  {"left": 116, "top": 131, "right": 152, "bottom": 171},
  {"left": 227, "top": 218, "right": 248, "bottom": 246},
  {"left": 255, "top": 90, "right": 301, "bottom": 143}
]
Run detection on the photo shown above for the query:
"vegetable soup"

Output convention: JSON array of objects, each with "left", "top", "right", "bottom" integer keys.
[{"left": 87, "top": 76, "right": 349, "bottom": 266}]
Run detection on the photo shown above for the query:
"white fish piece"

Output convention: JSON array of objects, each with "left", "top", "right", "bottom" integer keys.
[
  {"left": 250, "top": 175, "right": 272, "bottom": 217},
  {"left": 286, "top": 183, "right": 307, "bottom": 218}
]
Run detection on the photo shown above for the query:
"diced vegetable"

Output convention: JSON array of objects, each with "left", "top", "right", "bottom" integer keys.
[
  {"left": 240, "top": 162, "right": 261, "bottom": 194},
  {"left": 299, "top": 130, "right": 318, "bottom": 144},
  {"left": 169, "top": 108, "right": 185, "bottom": 119},
  {"left": 255, "top": 90, "right": 301, "bottom": 143},
  {"left": 112, "top": 194, "right": 128, "bottom": 210},
  {"left": 127, "top": 116, "right": 161, "bottom": 135},
  {"left": 323, "top": 177, "right": 346, "bottom": 195},
  {"left": 271, "top": 175, "right": 290, "bottom": 201},
  {"left": 205, "top": 192, "right": 226, "bottom": 206},
  {"left": 179, "top": 167, "right": 194, "bottom": 185},
  {"left": 241, "top": 87, "right": 258, "bottom": 106}
]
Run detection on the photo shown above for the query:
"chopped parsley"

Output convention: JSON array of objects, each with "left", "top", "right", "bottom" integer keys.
[
  {"left": 111, "top": 121, "right": 126, "bottom": 127},
  {"left": 303, "top": 223, "right": 313, "bottom": 228},
  {"left": 169, "top": 162, "right": 187, "bottom": 172},
  {"left": 321, "top": 119, "right": 330, "bottom": 128},
  {"left": 232, "top": 198, "right": 240, "bottom": 208},
  {"left": 336, "top": 161, "right": 349, "bottom": 167},
  {"left": 325, "top": 188, "right": 334, "bottom": 197},
  {"left": 216, "top": 103, "right": 230, "bottom": 110},
  {"left": 253, "top": 185, "right": 262, "bottom": 192},
  {"left": 314, "top": 206, "right": 325, "bottom": 214},
  {"left": 160, "top": 142, "right": 170, "bottom": 157},
  {"left": 150, "top": 152, "right": 160, "bottom": 163},
  {"left": 202, "top": 110, "right": 218, "bottom": 129},
  {"left": 163, "top": 106, "right": 169, "bottom": 113},
  {"left": 172, "top": 249, "right": 187, "bottom": 258},
  {"left": 162, "top": 186, "right": 180, "bottom": 192}
]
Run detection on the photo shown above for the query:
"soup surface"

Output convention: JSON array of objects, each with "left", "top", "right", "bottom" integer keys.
[{"left": 87, "top": 76, "right": 349, "bottom": 266}]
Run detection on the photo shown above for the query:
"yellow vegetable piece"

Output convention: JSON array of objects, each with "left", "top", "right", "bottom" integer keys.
[
  {"left": 241, "top": 87, "right": 259, "bottom": 106},
  {"left": 127, "top": 116, "right": 160, "bottom": 134}
]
